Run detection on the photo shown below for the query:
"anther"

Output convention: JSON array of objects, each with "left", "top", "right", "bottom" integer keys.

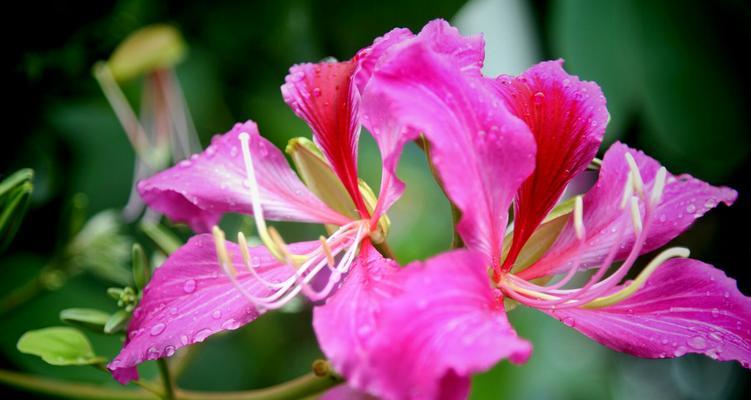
[
  {"left": 212, "top": 226, "right": 237, "bottom": 277},
  {"left": 650, "top": 167, "right": 667, "bottom": 208},
  {"left": 319, "top": 236, "right": 335, "bottom": 268},
  {"left": 574, "top": 195, "right": 585, "bottom": 240},
  {"left": 237, "top": 232, "right": 251, "bottom": 269},
  {"left": 625, "top": 153, "right": 644, "bottom": 196},
  {"left": 629, "top": 196, "right": 643, "bottom": 237}
]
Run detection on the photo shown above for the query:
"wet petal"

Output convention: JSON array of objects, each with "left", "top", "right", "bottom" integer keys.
[
  {"left": 108, "top": 235, "right": 317, "bottom": 383},
  {"left": 320, "top": 385, "right": 375, "bottom": 400},
  {"left": 138, "top": 121, "right": 348, "bottom": 232},
  {"left": 312, "top": 243, "right": 401, "bottom": 392},
  {"left": 365, "top": 21, "right": 536, "bottom": 265},
  {"left": 493, "top": 60, "right": 608, "bottom": 269},
  {"left": 281, "top": 61, "right": 369, "bottom": 217},
  {"left": 544, "top": 258, "right": 751, "bottom": 367},
  {"left": 364, "top": 250, "right": 531, "bottom": 399},
  {"left": 520, "top": 142, "right": 737, "bottom": 279}
]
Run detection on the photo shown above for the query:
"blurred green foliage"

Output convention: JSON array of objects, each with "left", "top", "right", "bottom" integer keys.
[{"left": 3, "top": 0, "right": 750, "bottom": 399}]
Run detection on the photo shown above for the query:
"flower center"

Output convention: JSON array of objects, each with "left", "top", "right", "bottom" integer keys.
[{"left": 497, "top": 153, "right": 690, "bottom": 309}]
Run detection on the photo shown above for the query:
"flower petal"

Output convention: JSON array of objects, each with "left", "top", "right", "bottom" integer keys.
[
  {"left": 365, "top": 22, "right": 536, "bottom": 266},
  {"left": 520, "top": 142, "right": 737, "bottom": 279},
  {"left": 312, "top": 242, "right": 401, "bottom": 393},
  {"left": 138, "top": 121, "right": 348, "bottom": 232},
  {"left": 108, "top": 234, "right": 317, "bottom": 383},
  {"left": 281, "top": 61, "right": 370, "bottom": 217},
  {"left": 320, "top": 385, "right": 375, "bottom": 400},
  {"left": 364, "top": 250, "right": 531, "bottom": 399},
  {"left": 543, "top": 258, "right": 751, "bottom": 367},
  {"left": 362, "top": 20, "right": 487, "bottom": 219},
  {"left": 493, "top": 60, "right": 608, "bottom": 269}
]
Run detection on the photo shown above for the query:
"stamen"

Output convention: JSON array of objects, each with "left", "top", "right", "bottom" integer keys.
[
  {"left": 320, "top": 236, "right": 335, "bottom": 268},
  {"left": 212, "top": 226, "right": 237, "bottom": 277},
  {"left": 649, "top": 167, "right": 667, "bottom": 208},
  {"left": 237, "top": 231, "right": 251, "bottom": 269},
  {"left": 573, "top": 195, "right": 585, "bottom": 240},
  {"left": 620, "top": 173, "right": 633, "bottom": 209},
  {"left": 583, "top": 247, "right": 690, "bottom": 308},
  {"left": 624, "top": 153, "right": 644, "bottom": 196},
  {"left": 630, "top": 196, "right": 643, "bottom": 237}
]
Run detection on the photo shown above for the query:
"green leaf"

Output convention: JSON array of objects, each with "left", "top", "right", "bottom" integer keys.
[
  {"left": 104, "top": 310, "right": 131, "bottom": 334},
  {"left": 17, "top": 327, "right": 105, "bottom": 366},
  {"left": 59, "top": 308, "right": 110, "bottom": 332},
  {"left": 131, "top": 243, "right": 150, "bottom": 290},
  {"left": 0, "top": 169, "right": 34, "bottom": 252}
]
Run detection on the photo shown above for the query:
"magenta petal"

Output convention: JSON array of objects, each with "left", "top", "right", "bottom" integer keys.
[
  {"left": 520, "top": 141, "right": 737, "bottom": 280},
  {"left": 493, "top": 60, "right": 608, "bottom": 269},
  {"left": 312, "top": 243, "right": 400, "bottom": 390},
  {"left": 544, "top": 258, "right": 751, "bottom": 367},
  {"left": 320, "top": 385, "right": 375, "bottom": 400},
  {"left": 138, "top": 121, "right": 348, "bottom": 232},
  {"left": 108, "top": 235, "right": 316, "bottom": 383},
  {"left": 365, "top": 250, "right": 531, "bottom": 399},
  {"left": 365, "top": 22, "right": 536, "bottom": 265}
]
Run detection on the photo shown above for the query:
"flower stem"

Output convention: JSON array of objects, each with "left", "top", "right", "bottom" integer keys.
[
  {"left": 157, "top": 359, "right": 176, "bottom": 400},
  {"left": 0, "top": 359, "right": 342, "bottom": 400}
]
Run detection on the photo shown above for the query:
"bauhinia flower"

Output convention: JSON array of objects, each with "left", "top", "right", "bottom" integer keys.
[
  {"left": 107, "top": 27, "right": 418, "bottom": 384},
  {"left": 351, "top": 20, "right": 750, "bottom": 399}
]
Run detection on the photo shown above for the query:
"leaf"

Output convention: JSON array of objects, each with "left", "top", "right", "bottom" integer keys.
[
  {"left": 59, "top": 308, "right": 110, "bottom": 332},
  {"left": 17, "top": 327, "right": 105, "bottom": 366},
  {"left": 0, "top": 169, "right": 34, "bottom": 252},
  {"left": 104, "top": 310, "right": 131, "bottom": 334},
  {"left": 131, "top": 243, "right": 150, "bottom": 290}
]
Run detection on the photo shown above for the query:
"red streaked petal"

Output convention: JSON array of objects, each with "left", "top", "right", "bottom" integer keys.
[
  {"left": 493, "top": 60, "right": 608, "bottom": 270},
  {"left": 282, "top": 61, "right": 369, "bottom": 217},
  {"left": 543, "top": 258, "right": 751, "bottom": 367}
]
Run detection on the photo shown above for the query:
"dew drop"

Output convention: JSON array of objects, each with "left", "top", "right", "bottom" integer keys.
[
  {"left": 688, "top": 336, "right": 707, "bottom": 350},
  {"left": 312, "top": 87, "right": 322, "bottom": 97},
  {"left": 183, "top": 279, "right": 196, "bottom": 293},
  {"left": 686, "top": 204, "right": 696, "bottom": 214},
  {"left": 533, "top": 92, "right": 545, "bottom": 105},
  {"left": 146, "top": 347, "right": 161, "bottom": 360},
  {"left": 150, "top": 323, "right": 166, "bottom": 336},
  {"left": 169, "top": 307, "right": 178, "bottom": 315},
  {"left": 658, "top": 214, "right": 667, "bottom": 222},
  {"left": 562, "top": 317, "right": 576, "bottom": 327},
  {"left": 724, "top": 291, "right": 730, "bottom": 298},
  {"left": 222, "top": 319, "right": 240, "bottom": 330},
  {"left": 661, "top": 338, "right": 669, "bottom": 345},
  {"left": 194, "top": 329, "right": 213, "bottom": 343},
  {"left": 212, "top": 310, "right": 222, "bottom": 320},
  {"left": 164, "top": 345, "right": 176, "bottom": 357},
  {"left": 673, "top": 346, "right": 688, "bottom": 357},
  {"left": 180, "top": 335, "right": 189, "bottom": 345},
  {"left": 712, "top": 308, "right": 720, "bottom": 317}
]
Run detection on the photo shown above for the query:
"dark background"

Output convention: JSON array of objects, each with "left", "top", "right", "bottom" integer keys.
[{"left": 3, "top": 0, "right": 750, "bottom": 398}]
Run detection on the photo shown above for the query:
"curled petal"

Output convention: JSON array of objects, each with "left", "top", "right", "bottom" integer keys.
[
  {"left": 365, "top": 22, "right": 536, "bottom": 266},
  {"left": 493, "top": 60, "right": 608, "bottom": 269},
  {"left": 520, "top": 142, "right": 737, "bottom": 280},
  {"left": 108, "top": 235, "right": 316, "bottom": 383},
  {"left": 543, "top": 258, "right": 751, "bottom": 367},
  {"left": 365, "top": 250, "right": 531, "bottom": 399},
  {"left": 313, "top": 243, "right": 401, "bottom": 392},
  {"left": 138, "top": 121, "right": 348, "bottom": 232}
]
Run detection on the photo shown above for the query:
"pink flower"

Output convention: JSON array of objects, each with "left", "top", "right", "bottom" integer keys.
[
  {"left": 108, "top": 27, "right": 416, "bottom": 384},
  {"left": 356, "top": 20, "right": 750, "bottom": 399}
]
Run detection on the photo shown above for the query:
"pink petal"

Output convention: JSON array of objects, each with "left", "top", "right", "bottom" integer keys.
[
  {"left": 364, "top": 21, "right": 536, "bottom": 266},
  {"left": 138, "top": 121, "right": 348, "bottom": 232},
  {"left": 362, "top": 20, "right": 487, "bottom": 219},
  {"left": 544, "top": 258, "right": 751, "bottom": 367},
  {"left": 312, "top": 243, "right": 401, "bottom": 390},
  {"left": 108, "top": 235, "right": 317, "bottom": 383},
  {"left": 520, "top": 142, "right": 737, "bottom": 280},
  {"left": 364, "top": 250, "right": 532, "bottom": 399},
  {"left": 493, "top": 60, "right": 608, "bottom": 270},
  {"left": 281, "top": 61, "right": 370, "bottom": 217},
  {"left": 320, "top": 385, "right": 374, "bottom": 400}
]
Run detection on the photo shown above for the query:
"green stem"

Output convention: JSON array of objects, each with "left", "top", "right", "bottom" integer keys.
[
  {"left": 0, "top": 360, "right": 341, "bottom": 400},
  {"left": 157, "top": 359, "right": 176, "bottom": 400},
  {"left": 0, "top": 275, "right": 44, "bottom": 316}
]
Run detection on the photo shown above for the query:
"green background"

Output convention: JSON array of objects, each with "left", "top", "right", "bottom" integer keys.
[{"left": 3, "top": 0, "right": 750, "bottom": 398}]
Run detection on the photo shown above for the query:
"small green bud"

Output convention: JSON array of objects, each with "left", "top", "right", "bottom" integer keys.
[
  {"left": 132, "top": 243, "right": 151, "bottom": 290},
  {"left": 104, "top": 310, "right": 131, "bottom": 334},
  {"left": 59, "top": 308, "right": 110, "bottom": 333}
]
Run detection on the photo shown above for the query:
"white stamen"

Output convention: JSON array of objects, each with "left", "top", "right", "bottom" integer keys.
[
  {"left": 237, "top": 232, "right": 251, "bottom": 269},
  {"left": 625, "top": 153, "right": 644, "bottom": 196},
  {"left": 620, "top": 173, "right": 633, "bottom": 209},
  {"left": 630, "top": 196, "right": 643, "bottom": 237},
  {"left": 650, "top": 167, "right": 667, "bottom": 208},
  {"left": 574, "top": 195, "right": 585, "bottom": 240}
]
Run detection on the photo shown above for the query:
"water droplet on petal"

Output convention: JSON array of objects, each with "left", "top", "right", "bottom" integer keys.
[
  {"left": 146, "top": 347, "right": 161, "bottom": 360},
  {"left": 312, "top": 87, "right": 322, "bottom": 97},
  {"left": 673, "top": 346, "right": 688, "bottom": 357},
  {"left": 183, "top": 279, "right": 196, "bottom": 293},
  {"left": 194, "top": 329, "right": 213, "bottom": 343},
  {"left": 180, "top": 335, "right": 189, "bottom": 345},
  {"left": 688, "top": 336, "right": 707, "bottom": 350},
  {"left": 712, "top": 308, "right": 720, "bottom": 317},
  {"left": 212, "top": 310, "right": 222, "bottom": 320},
  {"left": 222, "top": 319, "right": 240, "bottom": 330},
  {"left": 164, "top": 346, "right": 176, "bottom": 357},
  {"left": 686, "top": 204, "right": 696, "bottom": 214},
  {"left": 562, "top": 317, "right": 576, "bottom": 327},
  {"left": 533, "top": 91, "right": 545, "bottom": 105},
  {"left": 150, "top": 323, "right": 166, "bottom": 336}
]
